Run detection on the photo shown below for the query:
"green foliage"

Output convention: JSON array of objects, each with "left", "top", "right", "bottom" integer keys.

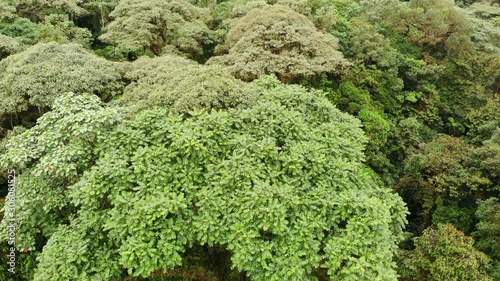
[
  {"left": 0, "top": 0, "right": 498, "bottom": 279},
  {"left": 0, "top": 34, "right": 24, "bottom": 60},
  {"left": 465, "top": 99, "right": 500, "bottom": 195},
  {"left": 0, "top": 17, "right": 41, "bottom": 45},
  {"left": 397, "top": 223, "right": 492, "bottom": 281},
  {"left": 339, "top": 17, "right": 405, "bottom": 116},
  {"left": 94, "top": 45, "right": 128, "bottom": 61},
  {"left": 218, "top": 0, "right": 339, "bottom": 32},
  {"left": 467, "top": 0, "right": 500, "bottom": 21},
  {"left": 10, "top": 0, "right": 89, "bottom": 23},
  {"left": 326, "top": 81, "right": 372, "bottom": 114},
  {"left": 0, "top": 93, "right": 124, "bottom": 253},
  {"left": 397, "top": 135, "right": 475, "bottom": 234},
  {"left": 0, "top": 0, "right": 17, "bottom": 22},
  {"left": 0, "top": 0, "right": 119, "bottom": 41},
  {"left": 8, "top": 78, "right": 408, "bottom": 280},
  {"left": 38, "top": 13, "right": 93, "bottom": 47},
  {"left": 346, "top": 17, "right": 400, "bottom": 70},
  {"left": 385, "top": 0, "right": 471, "bottom": 55},
  {"left": 79, "top": 0, "right": 120, "bottom": 29},
  {"left": 357, "top": 109, "right": 389, "bottom": 132},
  {"left": 437, "top": 51, "right": 499, "bottom": 125},
  {"left": 33, "top": 215, "right": 122, "bottom": 280},
  {"left": 207, "top": 5, "right": 349, "bottom": 82},
  {"left": 99, "top": 0, "right": 214, "bottom": 59},
  {"left": 0, "top": 241, "right": 38, "bottom": 281},
  {"left": 0, "top": 14, "right": 93, "bottom": 47},
  {"left": 123, "top": 54, "right": 197, "bottom": 82},
  {"left": 468, "top": 128, "right": 500, "bottom": 194},
  {"left": 467, "top": 98, "right": 500, "bottom": 144},
  {"left": 431, "top": 197, "right": 476, "bottom": 233},
  {"left": 464, "top": 4, "right": 500, "bottom": 54},
  {"left": 275, "top": 0, "right": 338, "bottom": 32},
  {"left": 120, "top": 60, "right": 258, "bottom": 116},
  {"left": 0, "top": 42, "right": 124, "bottom": 117},
  {"left": 0, "top": 198, "right": 36, "bottom": 281},
  {"left": 384, "top": 30, "right": 423, "bottom": 60},
  {"left": 401, "top": 135, "right": 489, "bottom": 198},
  {"left": 376, "top": 0, "right": 498, "bottom": 135},
  {"left": 312, "top": 11, "right": 406, "bottom": 184},
  {"left": 356, "top": 108, "right": 392, "bottom": 173},
  {"left": 474, "top": 198, "right": 500, "bottom": 260},
  {"left": 473, "top": 197, "right": 500, "bottom": 280},
  {"left": 395, "top": 117, "right": 436, "bottom": 152},
  {"left": 397, "top": 57, "right": 444, "bottom": 102}
]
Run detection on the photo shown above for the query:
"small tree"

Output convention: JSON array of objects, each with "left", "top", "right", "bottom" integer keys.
[
  {"left": 400, "top": 135, "right": 492, "bottom": 200},
  {"left": 207, "top": 5, "right": 349, "bottom": 82},
  {"left": 385, "top": 0, "right": 471, "bottom": 54},
  {"left": 123, "top": 54, "right": 197, "bottom": 82},
  {"left": 37, "top": 14, "right": 93, "bottom": 48},
  {"left": 10, "top": 0, "right": 88, "bottom": 22}
]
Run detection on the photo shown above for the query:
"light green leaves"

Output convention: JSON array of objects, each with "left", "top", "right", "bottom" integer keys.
[
  {"left": 1, "top": 66, "right": 407, "bottom": 280},
  {"left": 0, "top": 34, "right": 24, "bottom": 60},
  {"left": 32, "top": 79, "right": 407, "bottom": 280},
  {"left": 0, "top": 92, "right": 124, "bottom": 250}
]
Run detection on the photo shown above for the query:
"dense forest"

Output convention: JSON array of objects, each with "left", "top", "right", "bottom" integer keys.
[{"left": 0, "top": 0, "right": 498, "bottom": 280}]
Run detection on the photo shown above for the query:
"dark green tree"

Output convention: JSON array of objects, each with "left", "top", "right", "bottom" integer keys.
[{"left": 473, "top": 198, "right": 500, "bottom": 280}]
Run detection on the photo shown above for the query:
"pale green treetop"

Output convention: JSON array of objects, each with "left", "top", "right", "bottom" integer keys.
[
  {"left": 207, "top": 5, "right": 350, "bottom": 82},
  {"left": 0, "top": 33, "right": 24, "bottom": 60},
  {"left": 119, "top": 57, "right": 258, "bottom": 115},
  {"left": 218, "top": 0, "right": 338, "bottom": 32},
  {"left": 0, "top": 42, "right": 125, "bottom": 117},
  {"left": 99, "top": 0, "right": 214, "bottom": 57}
]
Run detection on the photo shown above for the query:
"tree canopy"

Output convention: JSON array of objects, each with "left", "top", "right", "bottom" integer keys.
[
  {"left": 473, "top": 198, "right": 500, "bottom": 280},
  {"left": 0, "top": 42, "right": 124, "bottom": 118},
  {"left": 0, "top": 0, "right": 499, "bottom": 280},
  {"left": 207, "top": 5, "right": 349, "bottom": 82},
  {"left": 0, "top": 33, "right": 24, "bottom": 60},
  {"left": 398, "top": 223, "right": 492, "bottom": 281},
  {"left": 119, "top": 61, "right": 258, "bottom": 115},
  {"left": 99, "top": 0, "right": 214, "bottom": 58},
  {"left": 218, "top": 0, "right": 339, "bottom": 32},
  {"left": 1, "top": 77, "right": 407, "bottom": 280}
]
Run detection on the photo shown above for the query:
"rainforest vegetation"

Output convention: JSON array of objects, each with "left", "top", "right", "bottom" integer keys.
[{"left": 0, "top": 0, "right": 498, "bottom": 280}]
